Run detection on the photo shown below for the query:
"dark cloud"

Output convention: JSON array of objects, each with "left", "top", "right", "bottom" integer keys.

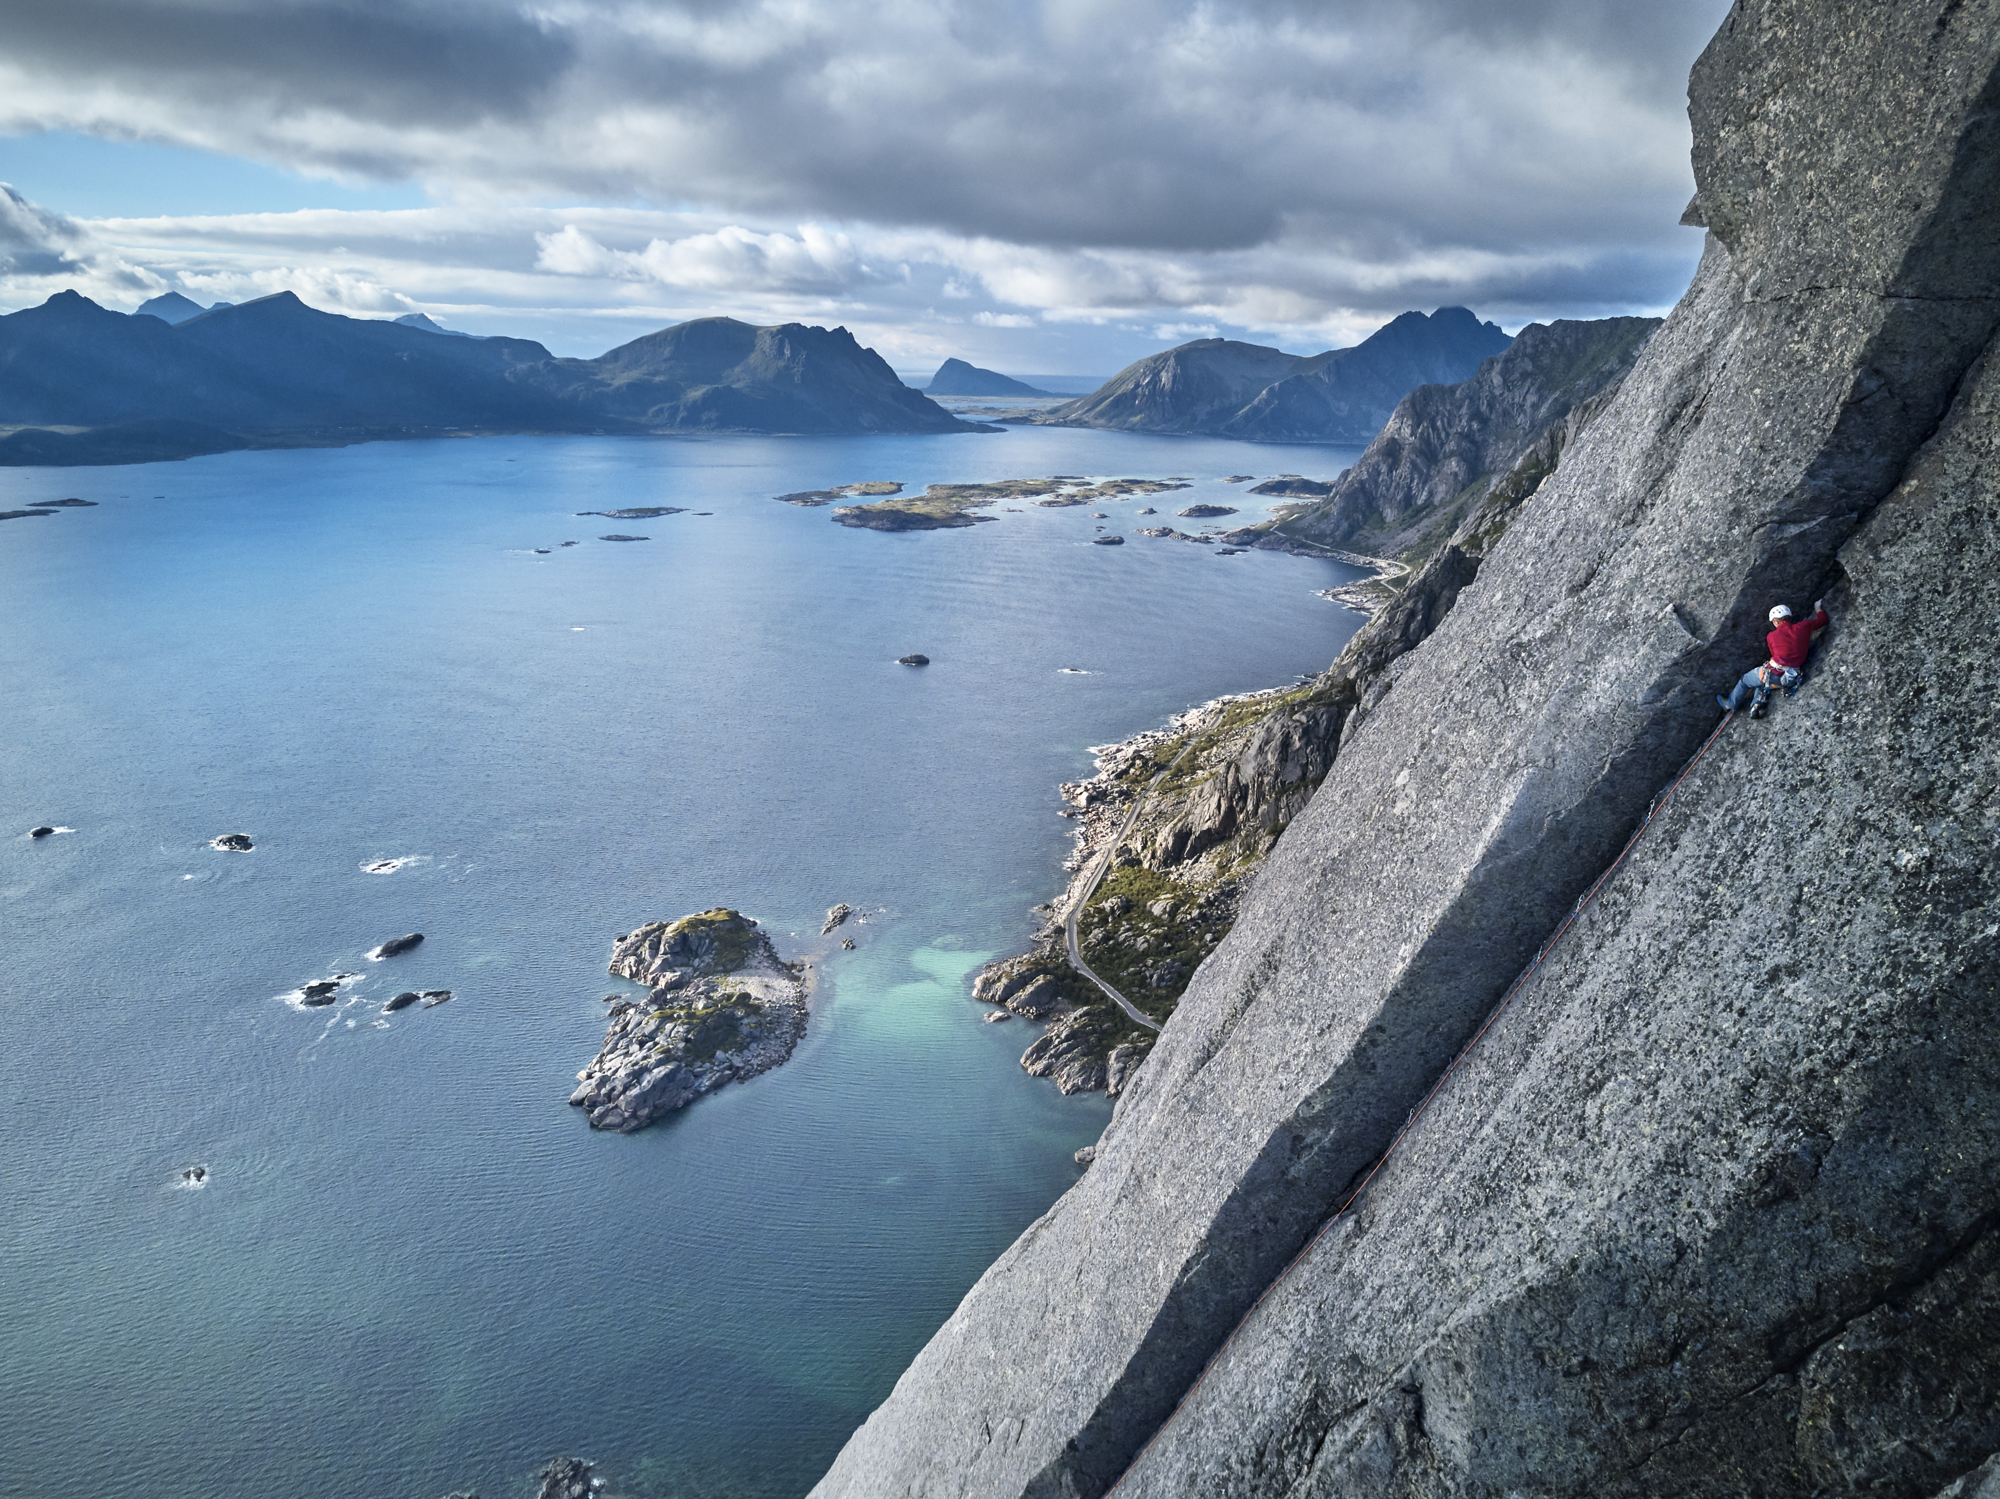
[
  {"left": 0, "top": 1, "right": 1740, "bottom": 358},
  {"left": 0, "top": 0, "right": 1729, "bottom": 254},
  {"left": 0, "top": 183, "right": 89, "bottom": 274},
  {"left": 0, "top": 0, "right": 573, "bottom": 131}
]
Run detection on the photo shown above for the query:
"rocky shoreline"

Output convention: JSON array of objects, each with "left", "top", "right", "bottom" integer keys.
[
  {"left": 969, "top": 682, "right": 1324, "bottom": 1097},
  {"left": 569, "top": 909, "right": 810, "bottom": 1133}
]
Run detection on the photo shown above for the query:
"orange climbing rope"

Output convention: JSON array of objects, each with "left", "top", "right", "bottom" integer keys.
[{"left": 1105, "top": 707, "right": 1740, "bottom": 1492}]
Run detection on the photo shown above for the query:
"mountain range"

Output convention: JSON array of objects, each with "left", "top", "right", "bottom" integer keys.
[
  {"left": 1016, "top": 306, "right": 1512, "bottom": 442},
  {"left": 0, "top": 293, "right": 980, "bottom": 464}
]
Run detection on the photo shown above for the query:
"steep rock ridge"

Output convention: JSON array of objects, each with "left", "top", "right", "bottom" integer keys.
[
  {"left": 968, "top": 332, "right": 1649, "bottom": 1095},
  {"left": 1117, "top": 316, "right": 2000, "bottom": 1499},
  {"left": 1255, "top": 316, "right": 1661, "bottom": 558},
  {"left": 807, "top": 5, "right": 2000, "bottom": 1496},
  {"left": 1020, "top": 309, "right": 1508, "bottom": 442}
]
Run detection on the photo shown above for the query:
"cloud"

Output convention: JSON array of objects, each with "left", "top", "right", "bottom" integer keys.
[
  {"left": 0, "top": 0, "right": 1730, "bottom": 260},
  {"left": 0, "top": 181, "right": 161, "bottom": 298},
  {"left": 0, "top": 1, "right": 1737, "bottom": 371},
  {"left": 0, "top": 183, "right": 88, "bottom": 276}
]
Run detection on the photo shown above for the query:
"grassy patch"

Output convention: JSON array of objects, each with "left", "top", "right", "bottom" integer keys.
[{"left": 662, "top": 909, "right": 762, "bottom": 975}]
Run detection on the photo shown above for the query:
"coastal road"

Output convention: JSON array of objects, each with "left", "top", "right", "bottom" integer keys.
[{"left": 1063, "top": 737, "right": 1202, "bottom": 1033}]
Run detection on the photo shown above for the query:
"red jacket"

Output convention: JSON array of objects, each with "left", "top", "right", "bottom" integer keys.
[{"left": 1767, "top": 608, "right": 1828, "bottom": 669}]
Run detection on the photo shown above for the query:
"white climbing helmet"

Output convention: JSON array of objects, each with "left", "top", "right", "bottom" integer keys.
[{"left": 1768, "top": 604, "right": 1793, "bottom": 622}]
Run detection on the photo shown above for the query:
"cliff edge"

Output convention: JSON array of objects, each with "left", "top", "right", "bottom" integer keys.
[{"left": 810, "top": 3, "right": 2000, "bottom": 1496}]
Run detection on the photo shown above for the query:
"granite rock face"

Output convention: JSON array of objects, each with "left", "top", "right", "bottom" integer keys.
[{"left": 808, "top": 4, "right": 2000, "bottom": 1496}]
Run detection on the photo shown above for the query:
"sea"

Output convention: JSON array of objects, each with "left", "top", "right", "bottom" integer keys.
[{"left": 0, "top": 426, "right": 1366, "bottom": 1499}]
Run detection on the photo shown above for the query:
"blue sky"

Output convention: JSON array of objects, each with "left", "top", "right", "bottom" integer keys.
[
  {"left": 0, "top": 0, "right": 1730, "bottom": 372},
  {"left": 0, "top": 131, "right": 428, "bottom": 219}
]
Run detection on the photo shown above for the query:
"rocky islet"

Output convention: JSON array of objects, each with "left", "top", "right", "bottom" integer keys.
[{"left": 569, "top": 908, "right": 809, "bottom": 1133}]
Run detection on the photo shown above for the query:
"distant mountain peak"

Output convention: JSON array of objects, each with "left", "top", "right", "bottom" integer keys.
[
  {"left": 393, "top": 312, "right": 474, "bottom": 338},
  {"left": 927, "top": 359, "right": 1054, "bottom": 397},
  {"left": 134, "top": 291, "right": 208, "bottom": 324}
]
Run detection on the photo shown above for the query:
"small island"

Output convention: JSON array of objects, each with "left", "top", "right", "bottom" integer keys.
[
  {"left": 830, "top": 476, "right": 1190, "bottom": 531},
  {"left": 569, "top": 908, "right": 809, "bottom": 1132}
]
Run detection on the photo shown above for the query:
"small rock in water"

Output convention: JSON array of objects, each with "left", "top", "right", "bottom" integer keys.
[
  {"left": 420, "top": 990, "right": 453, "bottom": 1007},
  {"left": 534, "top": 1457, "right": 595, "bottom": 1499},
  {"left": 370, "top": 933, "right": 424, "bottom": 959},
  {"left": 179, "top": 1165, "right": 208, "bottom": 1185},
  {"left": 560, "top": 540, "right": 578, "bottom": 546},
  {"left": 842, "top": 937, "right": 856, "bottom": 950},
  {"left": 1137, "top": 507, "right": 1157, "bottom": 515},
  {"left": 384, "top": 991, "right": 422, "bottom": 1013},
  {"left": 898, "top": 653, "right": 930, "bottom": 666},
  {"left": 29, "top": 826, "right": 56, "bottom": 839},
  {"left": 983, "top": 1009, "right": 1012, "bottom": 1022},
  {"left": 1177, "top": 503, "right": 1238, "bottom": 518},
  {"left": 302, "top": 979, "right": 340, "bottom": 999},
  {"left": 821, "top": 902, "right": 853, "bottom": 934},
  {"left": 598, "top": 533, "right": 649, "bottom": 542},
  {"left": 1074, "top": 1145, "right": 1098, "bottom": 1166},
  {"left": 210, "top": 832, "right": 254, "bottom": 851},
  {"left": 533, "top": 548, "right": 551, "bottom": 554},
  {"left": 1091, "top": 535, "right": 1125, "bottom": 545}
]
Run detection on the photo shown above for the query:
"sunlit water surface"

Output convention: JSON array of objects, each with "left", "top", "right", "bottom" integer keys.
[{"left": 0, "top": 428, "right": 1365, "bottom": 1498}]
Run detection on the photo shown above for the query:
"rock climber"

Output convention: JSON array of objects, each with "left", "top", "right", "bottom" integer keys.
[{"left": 1718, "top": 600, "right": 1829, "bottom": 718}]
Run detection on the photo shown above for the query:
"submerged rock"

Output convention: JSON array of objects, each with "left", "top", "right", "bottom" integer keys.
[
  {"left": 597, "top": 533, "right": 649, "bottom": 542},
  {"left": 369, "top": 933, "right": 424, "bottom": 959},
  {"left": 210, "top": 833, "right": 253, "bottom": 851}
]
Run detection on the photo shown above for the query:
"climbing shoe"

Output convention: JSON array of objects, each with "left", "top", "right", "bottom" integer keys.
[
  {"left": 1716, "top": 695, "right": 1732, "bottom": 712},
  {"left": 1749, "top": 700, "right": 1768, "bottom": 720}
]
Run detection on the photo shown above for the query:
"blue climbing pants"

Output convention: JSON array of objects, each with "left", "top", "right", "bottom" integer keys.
[
  {"left": 1722, "top": 664, "right": 1801, "bottom": 711},
  {"left": 1721, "top": 668, "right": 1765, "bottom": 711}
]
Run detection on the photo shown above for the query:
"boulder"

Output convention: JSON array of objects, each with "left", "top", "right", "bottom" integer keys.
[
  {"left": 898, "top": 653, "right": 930, "bottom": 665},
  {"left": 533, "top": 1458, "right": 595, "bottom": 1499},
  {"left": 29, "top": 826, "right": 54, "bottom": 838},
  {"left": 1091, "top": 534, "right": 1126, "bottom": 545},
  {"left": 210, "top": 833, "right": 253, "bottom": 851},
  {"left": 383, "top": 991, "right": 421, "bottom": 1013},
  {"left": 369, "top": 933, "right": 424, "bottom": 959}
]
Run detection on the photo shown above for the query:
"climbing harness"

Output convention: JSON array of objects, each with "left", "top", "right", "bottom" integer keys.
[
  {"left": 1104, "top": 706, "right": 1742, "bottom": 1492},
  {"left": 1752, "top": 663, "right": 1803, "bottom": 715}
]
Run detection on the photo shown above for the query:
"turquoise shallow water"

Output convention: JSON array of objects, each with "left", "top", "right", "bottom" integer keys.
[{"left": 0, "top": 428, "right": 1364, "bottom": 1499}]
